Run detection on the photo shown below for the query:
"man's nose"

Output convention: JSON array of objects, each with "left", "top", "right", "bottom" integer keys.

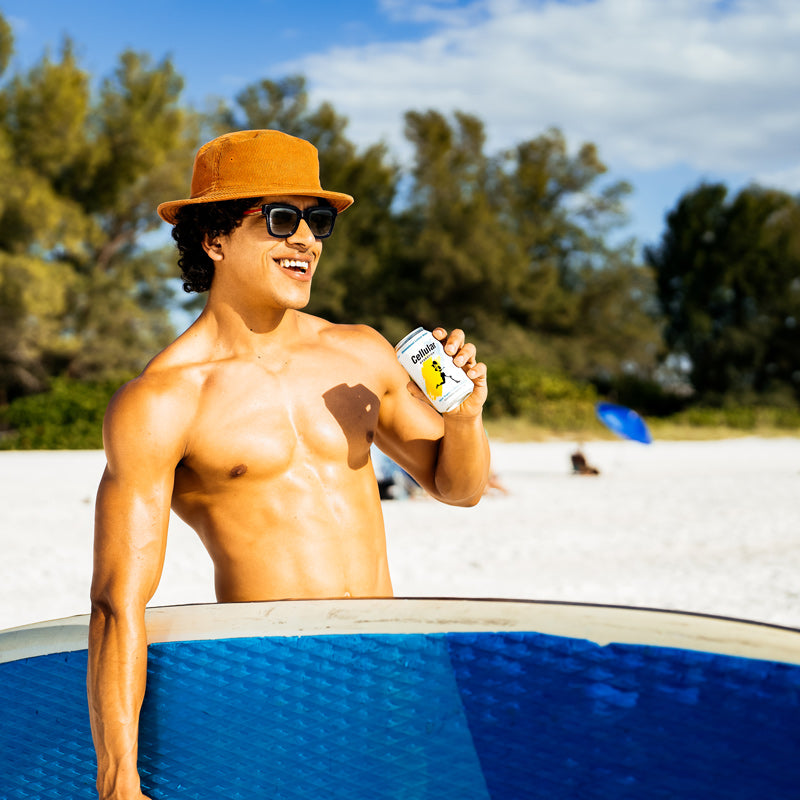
[{"left": 287, "top": 218, "right": 316, "bottom": 247}]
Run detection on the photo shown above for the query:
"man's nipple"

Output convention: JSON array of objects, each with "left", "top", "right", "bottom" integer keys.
[{"left": 229, "top": 463, "right": 248, "bottom": 478}]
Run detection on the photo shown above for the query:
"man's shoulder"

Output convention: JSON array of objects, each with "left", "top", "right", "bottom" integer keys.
[
  {"left": 311, "top": 320, "right": 412, "bottom": 398},
  {"left": 104, "top": 373, "right": 190, "bottom": 443},
  {"left": 144, "top": 321, "right": 215, "bottom": 374},
  {"left": 315, "top": 318, "right": 395, "bottom": 355},
  {"left": 115, "top": 362, "right": 200, "bottom": 406},
  {"left": 105, "top": 343, "right": 206, "bottom": 438},
  {"left": 123, "top": 335, "right": 207, "bottom": 401}
]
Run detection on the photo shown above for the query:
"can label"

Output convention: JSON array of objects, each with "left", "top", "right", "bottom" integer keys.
[{"left": 395, "top": 327, "right": 474, "bottom": 413}]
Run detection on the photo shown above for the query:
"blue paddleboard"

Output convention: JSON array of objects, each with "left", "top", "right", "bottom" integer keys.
[{"left": 2, "top": 599, "right": 800, "bottom": 798}]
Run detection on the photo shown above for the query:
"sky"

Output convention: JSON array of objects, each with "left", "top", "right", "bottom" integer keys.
[{"left": 2, "top": 0, "right": 799, "bottom": 249}]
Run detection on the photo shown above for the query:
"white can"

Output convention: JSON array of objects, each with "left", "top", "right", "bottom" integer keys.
[{"left": 395, "top": 327, "right": 474, "bottom": 413}]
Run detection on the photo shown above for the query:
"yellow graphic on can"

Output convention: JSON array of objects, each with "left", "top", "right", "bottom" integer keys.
[{"left": 421, "top": 357, "right": 445, "bottom": 400}]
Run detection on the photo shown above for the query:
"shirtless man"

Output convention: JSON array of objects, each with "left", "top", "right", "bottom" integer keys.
[{"left": 87, "top": 129, "right": 490, "bottom": 800}]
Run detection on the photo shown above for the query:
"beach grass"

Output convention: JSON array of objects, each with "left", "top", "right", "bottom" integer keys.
[{"left": 484, "top": 415, "right": 800, "bottom": 442}]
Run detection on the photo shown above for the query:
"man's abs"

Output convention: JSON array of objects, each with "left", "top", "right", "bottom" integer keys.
[{"left": 171, "top": 462, "right": 393, "bottom": 602}]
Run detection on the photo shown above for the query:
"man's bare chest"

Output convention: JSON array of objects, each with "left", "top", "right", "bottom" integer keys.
[{"left": 177, "top": 355, "right": 383, "bottom": 487}]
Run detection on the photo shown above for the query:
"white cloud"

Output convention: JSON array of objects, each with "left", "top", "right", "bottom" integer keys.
[
  {"left": 378, "top": 0, "right": 484, "bottom": 25},
  {"left": 286, "top": 0, "right": 800, "bottom": 191}
]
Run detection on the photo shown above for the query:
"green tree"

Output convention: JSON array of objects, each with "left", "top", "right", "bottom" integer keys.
[
  {"left": 394, "top": 112, "right": 661, "bottom": 378},
  {"left": 0, "top": 15, "right": 11, "bottom": 76},
  {"left": 63, "top": 50, "right": 199, "bottom": 377},
  {"left": 646, "top": 183, "right": 800, "bottom": 404},
  {"left": 0, "top": 22, "right": 198, "bottom": 401},
  {"left": 392, "top": 109, "right": 516, "bottom": 342},
  {"left": 0, "top": 38, "right": 97, "bottom": 400}
]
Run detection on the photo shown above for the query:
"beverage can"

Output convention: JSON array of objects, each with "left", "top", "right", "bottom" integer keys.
[{"left": 395, "top": 327, "right": 474, "bottom": 413}]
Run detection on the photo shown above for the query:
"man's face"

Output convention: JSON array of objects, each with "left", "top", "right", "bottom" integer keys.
[{"left": 209, "top": 194, "right": 325, "bottom": 311}]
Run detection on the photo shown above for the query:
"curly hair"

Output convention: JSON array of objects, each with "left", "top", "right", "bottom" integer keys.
[{"left": 171, "top": 198, "right": 259, "bottom": 293}]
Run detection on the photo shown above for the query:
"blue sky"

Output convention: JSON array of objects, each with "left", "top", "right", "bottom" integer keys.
[{"left": 2, "top": 0, "right": 798, "bottom": 250}]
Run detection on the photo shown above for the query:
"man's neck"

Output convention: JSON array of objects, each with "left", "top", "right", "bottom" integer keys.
[{"left": 197, "top": 299, "right": 305, "bottom": 357}]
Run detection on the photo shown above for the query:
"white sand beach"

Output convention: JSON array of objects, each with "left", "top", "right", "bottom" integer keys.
[{"left": 1, "top": 437, "right": 798, "bottom": 632}]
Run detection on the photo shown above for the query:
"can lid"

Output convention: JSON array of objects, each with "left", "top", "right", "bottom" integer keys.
[{"left": 394, "top": 327, "right": 425, "bottom": 352}]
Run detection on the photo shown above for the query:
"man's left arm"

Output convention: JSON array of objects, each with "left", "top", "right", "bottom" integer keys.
[{"left": 374, "top": 326, "right": 490, "bottom": 506}]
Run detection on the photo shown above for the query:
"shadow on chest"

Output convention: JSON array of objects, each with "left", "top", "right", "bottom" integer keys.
[{"left": 322, "top": 382, "right": 380, "bottom": 469}]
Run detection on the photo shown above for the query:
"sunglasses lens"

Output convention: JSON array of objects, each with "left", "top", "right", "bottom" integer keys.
[
  {"left": 307, "top": 208, "right": 336, "bottom": 238},
  {"left": 267, "top": 207, "right": 300, "bottom": 237},
  {"left": 263, "top": 205, "right": 337, "bottom": 238}
]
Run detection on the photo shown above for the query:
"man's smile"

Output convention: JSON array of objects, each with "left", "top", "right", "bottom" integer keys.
[{"left": 278, "top": 257, "right": 311, "bottom": 275}]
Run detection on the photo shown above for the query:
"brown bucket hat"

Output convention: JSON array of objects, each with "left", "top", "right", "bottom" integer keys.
[{"left": 157, "top": 129, "right": 354, "bottom": 224}]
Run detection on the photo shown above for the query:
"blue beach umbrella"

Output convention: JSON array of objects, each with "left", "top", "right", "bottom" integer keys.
[{"left": 595, "top": 402, "right": 653, "bottom": 444}]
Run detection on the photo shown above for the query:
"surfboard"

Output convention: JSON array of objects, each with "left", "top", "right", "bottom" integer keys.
[{"left": 2, "top": 598, "right": 800, "bottom": 799}]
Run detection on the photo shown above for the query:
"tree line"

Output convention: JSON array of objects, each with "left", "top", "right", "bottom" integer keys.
[{"left": 1, "top": 16, "right": 799, "bottom": 433}]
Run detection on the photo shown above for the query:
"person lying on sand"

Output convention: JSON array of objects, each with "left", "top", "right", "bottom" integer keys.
[{"left": 571, "top": 449, "right": 600, "bottom": 476}]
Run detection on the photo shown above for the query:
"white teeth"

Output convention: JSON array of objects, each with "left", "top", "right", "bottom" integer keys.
[{"left": 279, "top": 259, "right": 309, "bottom": 272}]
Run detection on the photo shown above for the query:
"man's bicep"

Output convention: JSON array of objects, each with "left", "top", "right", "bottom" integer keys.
[
  {"left": 374, "top": 365, "right": 445, "bottom": 491},
  {"left": 91, "top": 379, "right": 186, "bottom": 612},
  {"left": 91, "top": 466, "right": 173, "bottom": 613}
]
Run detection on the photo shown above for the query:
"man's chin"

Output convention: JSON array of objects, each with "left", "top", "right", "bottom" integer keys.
[{"left": 285, "top": 292, "right": 311, "bottom": 311}]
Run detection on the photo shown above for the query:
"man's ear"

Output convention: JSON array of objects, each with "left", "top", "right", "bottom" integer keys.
[{"left": 202, "top": 234, "right": 224, "bottom": 262}]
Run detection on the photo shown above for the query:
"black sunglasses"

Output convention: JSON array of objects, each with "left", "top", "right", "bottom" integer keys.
[{"left": 243, "top": 203, "right": 338, "bottom": 239}]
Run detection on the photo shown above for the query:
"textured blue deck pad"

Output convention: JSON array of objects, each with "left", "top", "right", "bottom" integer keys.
[
  {"left": 447, "top": 631, "right": 800, "bottom": 799},
  {"left": 2, "top": 630, "right": 800, "bottom": 799},
  {"left": 0, "top": 649, "right": 96, "bottom": 798},
  {"left": 139, "top": 634, "right": 490, "bottom": 799}
]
